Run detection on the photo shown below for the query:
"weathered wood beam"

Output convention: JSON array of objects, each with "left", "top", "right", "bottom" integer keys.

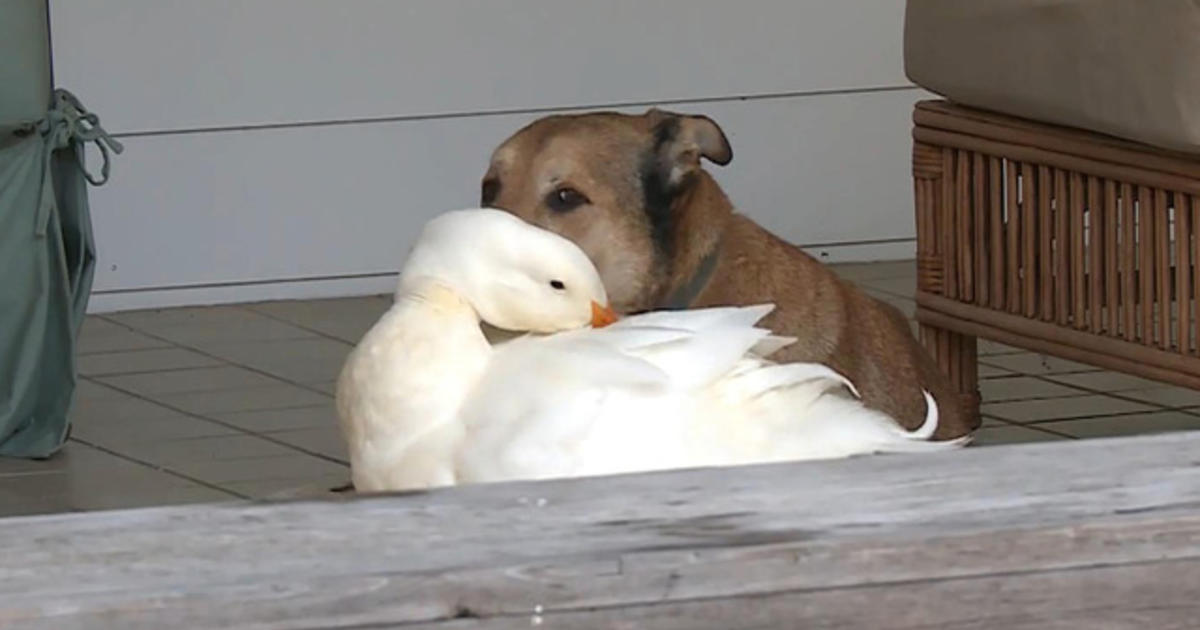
[{"left": 3, "top": 431, "right": 1200, "bottom": 629}]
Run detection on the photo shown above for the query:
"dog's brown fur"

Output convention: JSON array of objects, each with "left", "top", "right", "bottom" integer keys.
[{"left": 481, "top": 109, "right": 977, "bottom": 439}]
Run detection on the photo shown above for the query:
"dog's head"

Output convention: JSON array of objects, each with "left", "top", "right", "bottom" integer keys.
[{"left": 481, "top": 108, "right": 732, "bottom": 312}]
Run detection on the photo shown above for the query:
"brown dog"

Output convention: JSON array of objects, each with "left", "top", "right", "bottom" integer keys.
[{"left": 480, "top": 108, "right": 977, "bottom": 439}]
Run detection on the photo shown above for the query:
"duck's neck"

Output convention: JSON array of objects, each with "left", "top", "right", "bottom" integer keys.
[
  {"left": 378, "top": 281, "right": 490, "bottom": 357},
  {"left": 340, "top": 279, "right": 491, "bottom": 491},
  {"left": 394, "top": 280, "right": 483, "bottom": 326}
]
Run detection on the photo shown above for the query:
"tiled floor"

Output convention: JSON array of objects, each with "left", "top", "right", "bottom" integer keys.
[{"left": 5, "top": 259, "right": 1200, "bottom": 517}]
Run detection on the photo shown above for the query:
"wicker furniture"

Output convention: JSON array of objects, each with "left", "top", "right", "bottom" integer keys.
[{"left": 913, "top": 100, "right": 1200, "bottom": 418}]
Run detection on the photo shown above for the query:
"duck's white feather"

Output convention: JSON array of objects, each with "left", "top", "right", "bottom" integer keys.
[
  {"left": 336, "top": 290, "right": 489, "bottom": 492},
  {"left": 750, "top": 335, "right": 798, "bottom": 358},
  {"left": 451, "top": 305, "right": 966, "bottom": 485}
]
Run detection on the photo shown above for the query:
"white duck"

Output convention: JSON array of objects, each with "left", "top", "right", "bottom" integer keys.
[{"left": 337, "top": 208, "right": 969, "bottom": 493}]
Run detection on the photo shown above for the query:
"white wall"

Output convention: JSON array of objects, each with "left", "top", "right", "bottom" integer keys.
[{"left": 49, "top": 0, "right": 925, "bottom": 312}]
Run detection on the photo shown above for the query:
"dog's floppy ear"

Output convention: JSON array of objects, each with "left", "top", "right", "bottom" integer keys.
[{"left": 645, "top": 108, "right": 733, "bottom": 187}]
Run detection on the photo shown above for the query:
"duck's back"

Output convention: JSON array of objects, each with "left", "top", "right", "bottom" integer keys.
[
  {"left": 453, "top": 305, "right": 964, "bottom": 484},
  {"left": 454, "top": 306, "right": 785, "bottom": 482}
]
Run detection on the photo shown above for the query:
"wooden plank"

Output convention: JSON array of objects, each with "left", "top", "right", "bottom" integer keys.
[
  {"left": 913, "top": 127, "right": 1200, "bottom": 197},
  {"left": 1176, "top": 192, "right": 1185, "bottom": 352},
  {"left": 1089, "top": 177, "right": 1103, "bottom": 332},
  {"left": 1071, "top": 173, "right": 1087, "bottom": 328},
  {"left": 1122, "top": 182, "right": 1137, "bottom": 340},
  {"left": 1141, "top": 186, "right": 1156, "bottom": 343},
  {"left": 990, "top": 157, "right": 1006, "bottom": 308},
  {"left": 1038, "top": 164, "right": 1054, "bottom": 320},
  {"left": 1157, "top": 189, "right": 1172, "bottom": 348},
  {"left": 4, "top": 432, "right": 1200, "bottom": 628},
  {"left": 1006, "top": 160, "right": 1021, "bottom": 311},
  {"left": 918, "top": 303, "right": 1200, "bottom": 389},
  {"left": 1055, "top": 169, "right": 1070, "bottom": 325},
  {"left": 957, "top": 150, "right": 973, "bottom": 301},
  {"left": 974, "top": 153, "right": 989, "bottom": 306},
  {"left": 915, "top": 101, "right": 1200, "bottom": 181},
  {"left": 943, "top": 151, "right": 959, "bottom": 300},
  {"left": 418, "top": 561, "right": 1200, "bottom": 630},
  {"left": 1105, "top": 179, "right": 1119, "bottom": 335},
  {"left": 1194, "top": 195, "right": 1200, "bottom": 355},
  {"left": 1021, "top": 162, "right": 1037, "bottom": 316},
  {"left": 1179, "top": 194, "right": 1193, "bottom": 353}
]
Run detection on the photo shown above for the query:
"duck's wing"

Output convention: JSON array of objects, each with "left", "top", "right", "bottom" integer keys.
[
  {"left": 713, "top": 362, "right": 969, "bottom": 460},
  {"left": 587, "top": 305, "right": 785, "bottom": 388},
  {"left": 609, "top": 304, "right": 776, "bottom": 333},
  {"left": 453, "top": 333, "right": 672, "bottom": 484},
  {"left": 455, "top": 304, "right": 824, "bottom": 483},
  {"left": 724, "top": 361, "right": 861, "bottom": 399}
]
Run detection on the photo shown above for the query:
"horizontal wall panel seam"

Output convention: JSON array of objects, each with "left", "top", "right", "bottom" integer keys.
[{"left": 111, "top": 85, "right": 920, "bottom": 139}]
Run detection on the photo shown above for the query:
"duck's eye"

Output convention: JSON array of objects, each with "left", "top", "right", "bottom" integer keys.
[
  {"left": 546, "top": 187, "right": 589, "bottom": 213},
  {"left": 549, "top": 280, "right": 566, "bottom": 291}
]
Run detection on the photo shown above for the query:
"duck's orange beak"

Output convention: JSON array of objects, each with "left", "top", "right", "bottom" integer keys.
[{"left": 590, "top": 301, "right": 619, "bottom": 328}]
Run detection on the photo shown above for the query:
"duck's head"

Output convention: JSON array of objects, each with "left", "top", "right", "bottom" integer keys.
[{"left": 398, "top": 208, "right": 618, "bottom": 333}]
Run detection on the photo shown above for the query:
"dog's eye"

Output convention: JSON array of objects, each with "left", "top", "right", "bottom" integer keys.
[
  {"left": 546, "top": 187, "right": 589, "bottom": 213},
  {"left": 549, "top": 280, "right": 566, "bottom": 291},
  {"left": 481, "top": 178, "right": 501, "bottom": 206}
]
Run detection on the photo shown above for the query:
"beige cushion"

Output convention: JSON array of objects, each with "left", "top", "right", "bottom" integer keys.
[{"left": 904, "top": 0, "right": 1200, "bottom": 155}]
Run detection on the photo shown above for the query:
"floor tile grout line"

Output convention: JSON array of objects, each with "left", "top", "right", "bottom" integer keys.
[
  {"left": 1013, "top": 424, "right": 1079, "bottom": 439},
  {"left": 235, "top": 303, "right": 360, "bottom": 347},
  {"left": 861, "top": 287, "right": 918, "bottom": 302},
  {"left": 976, "top": 361, "right": 1103, "bottom": 376},
  {"left": 77, "top": 344, "right": 175, "bottom": 357},
  {"left": 81, "top": 363, "right": 234, "bottom": 379},
  {"left": 95, "top": 314, "right": 337, "bottom": 400},
  {"left": 1008, "top": 411, "right": 1144, "bottom": 424},
  {"left": 0, "top": 469, "right": 70, "bottom": 479},
  {"left": 987, "top": 376, "right": 1113, "bottom": 402},
  {"left": 979, "top": 372, "right": 1063, "bottom": 380},
  {"left": 90, "top": 380, "right": 318, "bottom": 399},
  {"left": 991, "top": 406, "right": 1200, "bottom": 427},
  {"left": 982, "top": 392, "right": 1113, "bottom": 405},
  {"left": 924, "top": 332, "right": 1200, "bottom": 419},
  {"left": 65, "top": 437, "right": 251, "bottom": 500},
  {"left": 976, "top": 364, "right": 1200, "bottom": 426},
  {"left": 1035, "top": 375, "right": 1200, "bottom": 406},
  {"left": 976, "top": 417, "right": 1078, "bottom": 439},
  {"left": 831, "top": 269, "right": 917, "bottom": 284},
  {"left": 1027, "top": 373, "right": 1199, "bottom": 415},
  {"left": 80, "top": 375, "right": 350, "bottom": 468}
]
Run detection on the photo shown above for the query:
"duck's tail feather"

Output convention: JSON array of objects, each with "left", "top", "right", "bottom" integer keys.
[
  {"left": 764, "top": 383, "right": 971, "bottom": 459},
  {"left": 717, "top": 360, "right": 970, "bottom": 459},
  {"left": 734, "top": 361, "right": 861, "bottom": 400},
  {"left": 750, "top": 335, "right": 796, "bottom": 358},
  {"left": 876, "top": 389, "right": 972, "bottom": 452},
  {"left": 909, "top": 389, "right": 939, "bottom": 440}
]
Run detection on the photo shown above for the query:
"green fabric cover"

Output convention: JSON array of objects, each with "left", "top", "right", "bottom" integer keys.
[
  {"left": 0, "top": 92, "right": 122, "bottom": 459},
  {"left": 1, "top": 0, "right": 123, "bottom": 458}
]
